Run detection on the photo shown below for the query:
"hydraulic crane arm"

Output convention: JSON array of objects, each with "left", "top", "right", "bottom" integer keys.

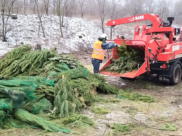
[{"left": 106, "top": 14, "right": 163, "bottom": 28}]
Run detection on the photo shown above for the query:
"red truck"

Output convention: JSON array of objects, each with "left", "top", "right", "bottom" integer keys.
[{"left": 100, "top": 14, "right": 182, "bottom": 84}]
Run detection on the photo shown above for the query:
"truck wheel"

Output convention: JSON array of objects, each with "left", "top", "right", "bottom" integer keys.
[{"left": 170, "top": 64, "right": 181, "bottom": 85}]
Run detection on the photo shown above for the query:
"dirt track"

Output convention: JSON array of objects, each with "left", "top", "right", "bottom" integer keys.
[{"left": 75, "top": 51, "right": 182, "bottom": 135}]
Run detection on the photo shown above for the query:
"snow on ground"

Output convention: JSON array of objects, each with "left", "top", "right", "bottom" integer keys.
[{"left": 0, "top": 14, "right": 134, "bottom": 56}]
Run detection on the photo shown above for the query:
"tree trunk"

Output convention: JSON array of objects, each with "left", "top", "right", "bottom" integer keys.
[
  {"left": 16, "top": 4, "right": 19, "bottom": 14},
  {"left": 1, "top": 0, "right": 15, "bottom": 42},
  {"left": 101, "top": 19, "right": 104, "bottom": 33},
  {"left": 110, "top": 26, "right": 113, "bottom": 39},
  {"left": 81, "top": 8, "right": 83, "bottom": 18},
  {"left": 38, "top": 22, "right": 40, "bottom": 37},
  {"left": 59, "top": 16, "right": 63, "bottom": 37},
  {"left": 33, "top": 4, "right": 36, "bottom": 14},
  {"left": 12, "top": 4, "right": 14, "bottom": 13},
  {"left": 46, "top": 8, "right": 48, "bottom": 15},
  {"left": 39, "top": 17, "right": 45, "bottom": 37},
  {"left": 2, "top": 9, "right": 6, "bottom": 42},
  {"left": 61, "top": 15, "right": 64, "bottom": 27},
  {"left": 61, "top": 7, "right": 64, "bottom": 27},
  {"left": 57, "top": 0, "right": 63, "bottom": 37},
  {"left": 24, "top": 0, "right": 26, "bottom": 15},
  {"left": 35, "top": 0, "right": 45, "bottom": 37}
]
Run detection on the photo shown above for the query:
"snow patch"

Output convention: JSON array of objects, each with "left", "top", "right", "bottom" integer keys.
[{"left": 0, "top": 14, "right": 134, "bottom": 57}]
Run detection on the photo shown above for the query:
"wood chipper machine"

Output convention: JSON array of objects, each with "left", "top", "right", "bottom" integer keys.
[{"left": 99, "top": 14, "right": 182, "bottom": 84}]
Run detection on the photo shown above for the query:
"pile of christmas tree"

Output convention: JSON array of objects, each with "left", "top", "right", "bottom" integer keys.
[
  {"left": 104, "top": 42, "right": 144, "bottom": 73},
  {"left": 0, "top": 45, "right": 118, "bottom": 133}
]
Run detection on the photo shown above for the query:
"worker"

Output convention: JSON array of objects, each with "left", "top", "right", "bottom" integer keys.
[{"left": 92, "top": 33, "right": 119, "bottom": 73}]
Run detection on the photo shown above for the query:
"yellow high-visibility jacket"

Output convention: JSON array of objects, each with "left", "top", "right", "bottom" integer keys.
[{"left": 92, "top": 41, "right": 105, "bottom": 60}]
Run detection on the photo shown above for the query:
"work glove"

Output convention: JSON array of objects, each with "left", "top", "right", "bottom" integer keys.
[{"left": 115, "top": 44, "right": 120, "bottom": 47}]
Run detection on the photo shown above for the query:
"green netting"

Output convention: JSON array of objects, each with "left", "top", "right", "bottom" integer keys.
[
  {"left": 14, "top": 108, "right": 71, "bottom": 133},
  {"left": 23, "top": 94, "right": 52, "bottom": 114},
  {"left": 2, "top": 118, "right": 33, "bottom": 129},
  {"left": 0, "top": 98, "right": 13, "bottom": 124},
  {"left": 0, "top": 88, "right": 25, "bottom": 110},
  {"left": 0, "top": 110, "right": 6, "bottom": 123},
  {"left": 0, "top": 46, "right": 120, "bottom": 133},
  {"left": 0, "top": 76, "right": 55, "bottom": 111},
  {"left": 0, "top": 86, "right": 35, "bottom": 100},
  {"left": 0, "top": 76, "right": 55, "bottom": 88}
]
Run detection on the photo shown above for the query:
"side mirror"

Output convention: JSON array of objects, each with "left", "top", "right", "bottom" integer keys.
[{"left": 148, "top": 47, "right": 152, "bottom": 53}]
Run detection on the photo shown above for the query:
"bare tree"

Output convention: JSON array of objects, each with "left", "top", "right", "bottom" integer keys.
[
  {"left": 96, "top": 0, "right": 108, "bottom": 33},
  {"left": 14, "top": 0, "right": 21, "bottom": 14},
  {"left": 78, "top": 0, "right": 86, "bottom": 18},
  {"left": 59, "top": 0, "right": 76, "bottom": 27},
  {"left": 34, "top": 0, "right": 45, "bottom": 37},
  {"left": 172, "top": 0, "right": 182, "bottom": 23},
  {"left": 108, "top": 0, "right": 121, "bottom": 39},
  {"left": 123, "top": 0, "right": 145, "bottom": 16},
  {"left": 143, "top": 0, "right": 156, "bottom": 14},
  {"left": 154, "top": 0, "right": 171, "bottom": 20},
  {"left": 52, "top": 0, "right": 57, "bottom": 15},
  {"left": 43, "top": 0, "right": 50, "bottom": 15},
  {"left": 23, "top": 0, "right": 26, "bottom": 14},
  {"left": 57, "top": 0, "right": 63, "bottom": 37},
  {"left": 62, "top": 0, "right": 76, "bottom": 17},
  {"left": 1, "top": 0, "right": 16, "bottom": 42},
  {"left": 84, "top": 0, "right": 97, "bottom": 17}
]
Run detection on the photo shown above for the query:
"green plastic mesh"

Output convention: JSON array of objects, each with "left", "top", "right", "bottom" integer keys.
[
  {"left": 0, "top": 76, "right": 55, "bottom": 88},
  {"left": 0, "top": 46, "right": 120, "bottom": 133},
  {"left": 14, "top": 108, "right": 71, "bottom": 133},
  {"left": 0, "top": 98, "right": 13, "bottom": 124},
  {"left": 2, "top": 118, "right": 33, "bottom": 129},
  {"left": 0, "top": 76, "right": 55, "bottom": 111},
  {"left": 23, "top": 94, "right": 52, "bottom": 114},
  {"left": 0, "top": 88, "right": 25, "bottom": 110}
]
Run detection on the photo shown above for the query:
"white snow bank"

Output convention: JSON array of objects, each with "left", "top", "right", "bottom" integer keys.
[{"left": 0, "top": 14, "right": 134, "bottom": 56}]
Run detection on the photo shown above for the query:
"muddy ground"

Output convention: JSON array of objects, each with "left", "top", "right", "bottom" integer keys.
[{"left": 1, "top": 51, "right": 182, "bottom": 136}]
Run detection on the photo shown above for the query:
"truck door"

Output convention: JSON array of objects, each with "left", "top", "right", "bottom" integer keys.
[{"left": 173, "top": 28, "right": 180, "bottom": 42}]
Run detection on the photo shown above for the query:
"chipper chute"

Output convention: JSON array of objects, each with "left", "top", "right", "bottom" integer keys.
[{"left": 100, "top": 38, "right": 150, "bottom": 78}]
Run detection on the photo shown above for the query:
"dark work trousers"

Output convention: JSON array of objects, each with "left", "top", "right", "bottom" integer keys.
[{"left": 92, "top": 58, "right": 102, "bottom": 73}]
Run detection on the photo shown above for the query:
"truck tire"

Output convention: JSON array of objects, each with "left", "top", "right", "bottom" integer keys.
[{"left": 170, "top": 64, "right": 181, "bottom": 85}]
